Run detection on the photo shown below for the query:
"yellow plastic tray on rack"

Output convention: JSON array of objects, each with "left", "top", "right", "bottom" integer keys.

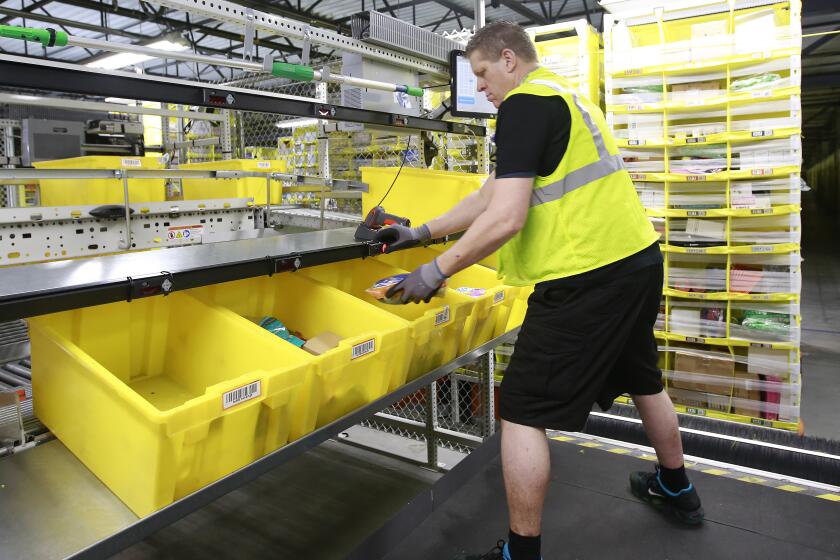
[
  {"left": 189, "top": 273, "right": 412, "bottom": 428},
  {"left": 375, "top": 247, "right": 516, "bottom": 352},
  {"left": 662, "top": 288, "right": 799, "bottom": 303},
  {"left": 653, "top": 330, "right": 798, "bottom": 351},
  {"left": 646, "top": 204, "right": 800, "bottom": 219},
  {"left": 617, "top": 126, "right": 801, "bottom": 149},
  {"left": 34, "top": 156, "right": 166, "bottom": 206},
  {"left": 178, "top": 159, "right": 286, "bottom": 204},
  {"left": 660, "top": 243, "right": 800, "bottom": 255},
  {"left": 611, "top": 46, "right": 799, "bottom": 79},
  {"left": 628, "top": 166, "right": 800, "bottom": 183},
  {"left": 608, "top": 85, "right": 800, "bottom": 114},
  {"left": 29, "top": 292, "right": 318, "bottom": 517},
  {"left": 300, "top": 259, "right": 475, "bottom": 382},
  {"left": 615, "top": 396, "right": 798, "bottom": 431}
]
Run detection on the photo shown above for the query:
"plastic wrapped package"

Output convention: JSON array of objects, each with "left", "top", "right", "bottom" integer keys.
[
  {"left": 729, "top": 177, "right": 801, "bottom": 209},
  {"left": 667, "top": 253, "right": 727, "bottom": 293},
  {"left": 729, "top": 213, "right": 801, "bottom": 246},
  {"left": 733, "top": 137, "right": 801, "bottom": 170},
  {"left": 667, "top": 300, "right": 727, "bottom": 338},
  {"left": 668, "top": 217, "right": 727, "bottom": 246},
  {"left": 621, "top": 148, "right": 666, "bottom": 172},
  {"left": 668, "top": 181, "right": 727, "bottom": 209},
  {"left": 729, "top": 253, "right": 801, "bottom": 294},
  {"left": 668, "top": 144, "right": 727, "bottom": 174},
  {"left": 635, "top": 182, "right": 665, "bottom": 209},
  {"left": 729, "top": 301, "right": 800, "bottom": 343}
]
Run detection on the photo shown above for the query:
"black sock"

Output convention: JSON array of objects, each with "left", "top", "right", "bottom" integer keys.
[
  {"left": 508, "top": 530, "right": 541, "bottom": 560},
  {"left": 658, "top": 464, "right": 691, "bottom": 494}
]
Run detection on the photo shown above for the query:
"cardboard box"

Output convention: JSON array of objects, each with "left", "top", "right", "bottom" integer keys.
[
  {"left": 672, "top": 79, "right": 721, "bottom": 93},
  {"left": 667, "top": 387, "right": 708, "bottom": 409},
  {"left": 672, "top": 351, "right": 735, "bottom": 396},
  {"left": 732, "top": 370, "right": 761, "bottom": 416},
  {"left": 303, "top": 331, "right": 342, "bottom": 356}
]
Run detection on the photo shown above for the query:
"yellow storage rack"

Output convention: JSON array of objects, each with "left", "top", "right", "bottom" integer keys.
[
  {"left": 603, "top": 0, "right": 803, "bottom": 430},
  {"left": 527, "top": 18, "right": 603, "bottom": 107}
]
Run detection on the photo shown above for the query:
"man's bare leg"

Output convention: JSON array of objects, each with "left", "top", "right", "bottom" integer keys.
[{"left": 632, "top": 390, "right": 684, "bottom": 468}]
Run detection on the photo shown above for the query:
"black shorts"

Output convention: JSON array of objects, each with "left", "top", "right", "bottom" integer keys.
[{"left": 499, "top": 263, "right": 664, "bottom": 432}]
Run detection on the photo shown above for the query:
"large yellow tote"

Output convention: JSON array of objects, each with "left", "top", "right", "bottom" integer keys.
[{"left": 30, "top": 292, "right": 318, "bottom": 517}]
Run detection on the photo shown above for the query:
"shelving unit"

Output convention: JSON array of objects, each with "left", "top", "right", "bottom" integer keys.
[
  {"left": 527, "top": 19, "right": 603, "bottom": 106},
  {"left": 603, "top": 0, "right": 803, "bottom": 431}
]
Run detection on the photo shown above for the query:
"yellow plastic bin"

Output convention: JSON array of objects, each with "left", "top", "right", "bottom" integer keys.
[
  {"left": 189, "top": 272, "right": 413, "bottom": 428},
  {"left": 29, "top": 292, "right": 317, "bottom": 517},
  {"left": 361, "top": 167, "right": 486, "bottom": 227},
  {"left": 501, "top": 285, "right": 534, "bottom": 333},
  {"left": 376, "top": 247, "right": 516, "bottom": 351},
  {"left": 179, "top": 159, "right": 286, "bottom": 204},
  {"left": 34, "top": 156, "right": 165, "bottom": 206},
  {"left": 301, "top": 259, "right": 475, "bottom": 381}
]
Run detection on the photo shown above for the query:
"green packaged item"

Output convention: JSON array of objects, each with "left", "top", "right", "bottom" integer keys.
[
  {"left": 623, "top": 85, "right": 664, "bottom": 93},
  {"left": 730, "top": 73, "right": 782, "bottom": 91},
  {"left": 739, "top": 310, "right": 790, "bottom": 334},
  {"left": 259, "top": 316, "right": 306, "bottom": 347}
]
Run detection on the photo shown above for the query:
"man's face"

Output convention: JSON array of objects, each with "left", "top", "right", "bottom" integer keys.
[{"left": 468, "top": 49, "right": 516, "bottom": 108}]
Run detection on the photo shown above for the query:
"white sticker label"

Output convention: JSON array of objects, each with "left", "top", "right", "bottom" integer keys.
[
  {"left": 121, "top": 158, "right": 142, "bottom": 168},
  {"left": 751, "top": 245, "right": 774, "bottom": 253},
  {"left": 750, "top": 168, "right": 773, "bottom": 176},
  {"left": 434, "top": 305, "right": 451, "bottom": 326},
  {"left": 167, "top": 225, "right": 203, "bottom": 245},
  {"left": 752, "top": 90, "right": 772, "bottom": 98},
  {"left": 493, "top": 291, "right": 505, "bottom": 305},
  {"left": 257, "top": 161, "right": 271, "bottom": 169},
  {"left": 223, "top": 381, "right": 261, "bottom": 410},
  {"left": 351, "top": 339, "right": 375, "bottom": 360},
  {"left": 751, "top": 129, "right": 774, "bottom": 138}
]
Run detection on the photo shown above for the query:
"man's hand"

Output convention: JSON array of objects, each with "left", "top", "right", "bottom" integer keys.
[
  {"left": 374, "top": 224, "right": 431, "bottom": 253},
  {"left": 387, "top": 259, "right": 448, "bottom": 304}
]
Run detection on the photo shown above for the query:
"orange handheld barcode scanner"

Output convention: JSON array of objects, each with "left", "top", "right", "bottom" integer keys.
[{"left": 354, "top": 205, "right": 411, "bottom": 241}]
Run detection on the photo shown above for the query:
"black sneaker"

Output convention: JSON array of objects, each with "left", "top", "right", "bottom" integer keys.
[
  {"left": 454, "top": 540, "right": 542, "bottom": 560},
  {"left": 630, "top": 466, "right": 705, "bottom": 525}
]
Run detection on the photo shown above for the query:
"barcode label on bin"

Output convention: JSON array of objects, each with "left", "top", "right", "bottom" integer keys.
[
  {"left": 121, "top": 158, "right": 142, "bottom": 167},
  {"left": 493, "top": 291, "right": 505, "bottom": 305},
  {"left": 223, "top": 381, "right": 261, "bottom": 410},
  {"left": 257, "top": 161, "right": 271, "bottom": 169},
  {"left": 435, "top": 305, "right": 451, "bottom": 326},
  {"left": 352, "top": 339, "right": 375, "bottom": 360}
]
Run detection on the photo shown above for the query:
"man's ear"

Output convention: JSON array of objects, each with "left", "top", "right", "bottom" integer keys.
[{"left": 501, "top": 48, "right": 516, "bottom": 71}]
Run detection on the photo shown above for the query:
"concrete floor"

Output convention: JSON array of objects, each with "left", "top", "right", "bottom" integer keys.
[{"left": 799, "top": 195, "right": 840, "bottom": 439}]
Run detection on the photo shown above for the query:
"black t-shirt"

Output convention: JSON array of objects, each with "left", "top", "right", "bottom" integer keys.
[{"left": 494, "top": 91, "right": 663, "bottom": 286}]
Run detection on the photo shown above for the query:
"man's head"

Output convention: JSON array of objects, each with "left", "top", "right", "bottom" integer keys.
[{"left": 465, "top": 21, "right": 539, "bottom": 107}]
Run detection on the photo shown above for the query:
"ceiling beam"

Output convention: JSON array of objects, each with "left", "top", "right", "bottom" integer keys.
[
  {"left": 0, "top": 0, "right": 54, "bottom": 25},
  {"left": 498, "top": 0, "right": 549, "bottom": 25},
  {"left": 0, "top": 5, "right": 147, "bottom": 40}
]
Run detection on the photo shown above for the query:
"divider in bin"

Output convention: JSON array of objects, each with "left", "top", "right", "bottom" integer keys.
[
  {"left": 188, "top": 272, "right": 412, "bottom": 428},
  {"left": 29, "top": 292, "right": 315, "bottom": 517},
  {"left": 178, "top": 159, "right": 285, "bottom": 204},
  {"left": 375, "top": 247, "right": 516, "bottom": 351},
  {"left": 33, "top": 155, "right": 166, "bottom": 206},
  {"left": 299, "top": 258, "right": 475, "bottom": 381}
]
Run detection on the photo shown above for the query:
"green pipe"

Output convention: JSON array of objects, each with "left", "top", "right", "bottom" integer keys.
[
  {"left": 271, "top": 62, "right": 315, "bottom": 81},
  {"left": 405, "top": 86, "right": 424, "bottom": 97},
  {"left": 0, "top": 24, "right": 68, "bottom": 47}
]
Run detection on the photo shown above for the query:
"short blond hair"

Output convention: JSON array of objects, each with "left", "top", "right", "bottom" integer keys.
[{"left": 465, "top": 21, "right": 537, "bottom": 63}]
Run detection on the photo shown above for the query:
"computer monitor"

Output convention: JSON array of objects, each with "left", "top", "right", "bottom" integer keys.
[{"left": 449, "top": 50, "right": 498, "bottom": 119}]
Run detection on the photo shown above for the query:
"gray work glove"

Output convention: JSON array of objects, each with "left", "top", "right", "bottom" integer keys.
[
  {"left": 387, "top": 259, "right": 448, "bottom": 304},
  {"left": 375, "top": 223, "right": 431, "bottom": 253}
]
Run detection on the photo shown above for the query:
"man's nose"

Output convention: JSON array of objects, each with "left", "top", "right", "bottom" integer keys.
[{"left": 477, "top": 79, "right": 487, "bottom": 92}]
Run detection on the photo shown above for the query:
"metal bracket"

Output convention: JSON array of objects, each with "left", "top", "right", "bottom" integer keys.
[
  {"left": 243, "top": 8, "right": 256, "bottom": 61},
  {"left": 301, "top": 25, "right": 312, "bottom": 66},
  {"left": 126, "top": 272, "right": 176, "bottom": 302},
  {"left": 273, "top": 255, "right": 302, "bottom": 274}
]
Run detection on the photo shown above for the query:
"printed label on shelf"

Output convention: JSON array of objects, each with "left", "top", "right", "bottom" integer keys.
[
  {"left": 628, "top": 139, "right": 644, "bottom": 146},
  {"left": 493, "top": 291, "right": 505, "bottom": 305},
  {"left": 629, "top": 173, "right": 647, "bottom": 180},
  {"left": 687, "top": 210, "right": 708, "bottom": 217},
  {"left": 750, "top": 168, "right": 774, "bottom": 176},
  {"left": 752, "top": 91, "right": 773, "bottom": 98},
  {"left": 120, "top": 158, "right": 142, "bottom": 168},
  {"left": 624, "top": 68, "right": 642, "bottom": 76},
  {"left": 751, "top": 418, "right": 773, "bottom": 427},
  {"left": 223, "top": 381, "right": 261, "bottom": 410},
  {"left": 686, "top": 407, "right": 707, "bottom": 416},
  {"left": 749, "top": 342, "right": 774, "bottom": 348},
  {"left": 750, "top": 245, "right": 774, "bottom": 253},
  {"left": 167, "top": 225, "right": 203, "bottom": 245},
  {"left": 257, "top": 161, "right": 271, "bottom": 169},
  {"left": 750, "top": 208, "right": 774, "bottom": 215},
  {"left": 686, "top": 175, "right": 707, "bottom": 181},
  {"left": 627, "top": 104, "right": 646, "bottom": 111},
  {"left": 351, "top": 339, "right": 376, "bottom": 360},
  {"left": 435, "top": 305, "right": 451, "bottom": 326},
  {"left": 686, "top": 137, "right": 707, "bottom": 144},
  {"left": 686, "top": 337, "right": 706, "bottom": 344},
  {"left": 686, "top": 248, "right": 708, "bottom": 254},
  {"left": 687, "top": 99, "right": 706, "bottom": 106},
  {"left": 751, "top": 129, "right": 774, "bottom": 138}
]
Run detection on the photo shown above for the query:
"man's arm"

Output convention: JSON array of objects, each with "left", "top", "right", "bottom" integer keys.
[
  {"left": 424, "top": 172, "right": 496, "bottom": 238},
  {"left": 436, "top": 176, "right": 531, "bottom": 277}
]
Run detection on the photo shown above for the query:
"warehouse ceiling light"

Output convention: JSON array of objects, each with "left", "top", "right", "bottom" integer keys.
[{"left": 86, "top": 39, "right": 189, "bottom": 70}]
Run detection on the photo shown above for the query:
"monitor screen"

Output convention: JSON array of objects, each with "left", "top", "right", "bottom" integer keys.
[{"left": 449, "top": 50, "right": 498, "bottom": 119}]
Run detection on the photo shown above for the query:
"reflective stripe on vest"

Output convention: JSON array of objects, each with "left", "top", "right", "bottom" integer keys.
[
  {"left": 530, "top": 154, "right": 624, "bottom": 207},
  {"left": 526, "top": 79, "right": 624, "bottom": 207}
]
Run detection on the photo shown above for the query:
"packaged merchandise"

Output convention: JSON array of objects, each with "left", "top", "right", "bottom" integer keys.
[
  {"left": 258, "top": 316, "right": 306, "bottom": 347},
  {"left": 366, "top": 273, "right": 446, "bottom": 304}
]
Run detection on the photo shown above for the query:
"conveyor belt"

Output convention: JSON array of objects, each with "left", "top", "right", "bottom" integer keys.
[{"left": 351, "top": 435, "right": 840, "bottom": 560}]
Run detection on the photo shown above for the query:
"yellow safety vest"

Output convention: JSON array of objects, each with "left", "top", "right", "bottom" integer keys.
[{"left": 497, "top": 67, "right": 659, "bottom": 286}]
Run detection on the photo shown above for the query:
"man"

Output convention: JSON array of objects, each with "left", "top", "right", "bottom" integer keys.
[{"left": 377, "top": 21, "right": 703, "bottom": 560}]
